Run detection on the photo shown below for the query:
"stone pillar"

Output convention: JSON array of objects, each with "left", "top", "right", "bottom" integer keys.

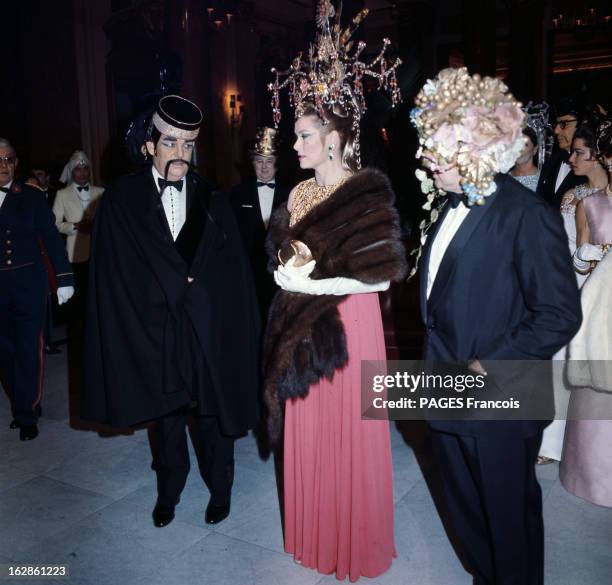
[{"left": 72, "top": 0, "right": 112, "bottom": 185}]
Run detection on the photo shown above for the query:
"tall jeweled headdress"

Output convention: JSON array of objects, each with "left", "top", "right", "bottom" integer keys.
[
  {"left": 523, "top": 101, "right": 551, "bottom": 170},
  {"left": 268, "top": 0, "right": 402, "bottom": 168}
]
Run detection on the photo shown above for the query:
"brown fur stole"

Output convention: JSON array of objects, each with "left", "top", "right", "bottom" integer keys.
[{"left": 263, "top": 168, "right": 407, "bottom": 442}]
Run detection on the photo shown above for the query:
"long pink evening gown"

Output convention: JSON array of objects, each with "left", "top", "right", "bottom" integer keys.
[{"left": 283, "top": 292, "right": 396, "bottom": 582}]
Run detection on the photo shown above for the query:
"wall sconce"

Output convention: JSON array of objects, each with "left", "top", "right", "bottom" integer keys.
[
  {"left": 552, "top": 8, "right": 610, "bottom": 30},
  {"left": 229, "top": 94, "right": 245, "bottom": 129},
  {"left": 207, "top": 2, "right": 239, "bottom": 31}
]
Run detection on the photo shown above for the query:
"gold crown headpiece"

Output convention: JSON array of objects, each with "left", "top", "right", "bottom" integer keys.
[
  {"left": 252, "top": 127, "right": 279, "bottom": 157},
  {"left": 268, "top": 1, "right": 402, "bottom": 131}
]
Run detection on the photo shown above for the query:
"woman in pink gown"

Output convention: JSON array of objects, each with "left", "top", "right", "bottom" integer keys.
[
  {"left": 562, "top": 118, "right": 612, "bottom": 507},
  {"left": 262, "top": 6, "right": 405, "bottom": 578},
  {"left": 264, "top": 114, "right": 406, "bottom": 580}
]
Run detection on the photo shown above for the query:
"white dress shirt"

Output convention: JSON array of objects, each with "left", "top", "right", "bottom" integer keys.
[
  {"left": 555, "top": 161, "right": 571, "bottom": 193},
  {"left": 152, "top": 166, "right": 187, "bottom": 240},
  {"left": 258, "top": 184, "right": 275, "bottom": 229},
  {"left": 0, "top": 180, "right": 12, "bottom": 209},
  {"left": 73, "top": 183, "right": 92, "bottom": 210},
  {"left": 426, "top": 203, "right": 471, "bottom": 299}
]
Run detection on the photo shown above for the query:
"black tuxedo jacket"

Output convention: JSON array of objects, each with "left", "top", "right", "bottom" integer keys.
[
  {"left": 82, "top": 168, "right": 260, "bottom": 434},
  {"left": 229, "top": 181, "right": 289, "bottom": 310},
  {"left": 420, "top": 174, "right": 582, "bottom": 437},
  {"left": 537, "top": 149, "right": 586, "bottom": 207}
]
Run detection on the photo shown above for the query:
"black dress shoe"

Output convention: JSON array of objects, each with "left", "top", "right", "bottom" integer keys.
[
  {"left": 45, "top": 345, "right": 62, "bottom": 355},
  {"left": 19, "top": 425, "right": 39, "bottom": 441},
  {"left": 152, "top": 502, "right": 176, "bottom": 527},
  {"left": 9, "top": 419, "right": 20, "bottom": 429},
  {"left": 205, "top": 501, "right": 230, "bottom": 525}
]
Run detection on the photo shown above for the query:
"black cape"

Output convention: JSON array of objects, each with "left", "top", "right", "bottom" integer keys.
[{"left": 81, "top": 168, "right": 260, "bottom": 435}]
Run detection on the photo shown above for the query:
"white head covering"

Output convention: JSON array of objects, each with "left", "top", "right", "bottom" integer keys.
[{"left": 60, "top": 150, "right": 90, "bottom": 184}]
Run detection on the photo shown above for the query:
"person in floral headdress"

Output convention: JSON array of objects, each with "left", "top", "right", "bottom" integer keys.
[{"left": 411, "top": 67, "right": 582, "bottom": 585}]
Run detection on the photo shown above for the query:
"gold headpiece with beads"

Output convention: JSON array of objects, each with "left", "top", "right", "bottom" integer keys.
[
  {"left": 252, "top": 127, "right": 279, "bottom": 157},
  {"left": 268, "top": 0, "right": 402, "bottom": 167},
  {"left": 411, "top": 67, "right": 525, "bottom": 205}
]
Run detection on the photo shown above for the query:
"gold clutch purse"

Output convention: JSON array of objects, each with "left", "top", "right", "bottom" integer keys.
[{"left": 277, "top": 240, "right": 313, "bottom": 267}]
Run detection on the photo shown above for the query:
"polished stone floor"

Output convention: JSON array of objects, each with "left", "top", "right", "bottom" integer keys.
[{"left": 1, "top": 347, "right": 611, "bottom": 585}]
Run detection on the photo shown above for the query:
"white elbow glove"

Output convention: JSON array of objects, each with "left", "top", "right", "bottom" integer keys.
[
  {"left": 274, "top": 258, "right": 390, "bottom": 296},
  {"left": 576, "top": 243, "right": 605, "bottom": 262},
  {"left": 57, "top": 286, "right": 75, "bottom": 305}
]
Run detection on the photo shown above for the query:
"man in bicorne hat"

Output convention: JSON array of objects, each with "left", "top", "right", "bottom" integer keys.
[
  {"left": 230, "top": 127, "right": 289, "bottom": 318},
  {"left": 81, "top": 95, "right": 260, "bottom": 528}
]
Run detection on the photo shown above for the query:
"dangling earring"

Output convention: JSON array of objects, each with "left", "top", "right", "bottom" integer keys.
[{"left": 328, "top": 144, "right": 335, "bottom": 160}]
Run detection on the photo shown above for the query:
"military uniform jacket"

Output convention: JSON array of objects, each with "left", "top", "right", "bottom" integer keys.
[
  {"left": 0, "top": 181, "right": 73, "bottom": 286},
  {"left": 81, "top": 169, "right": 260, "bottom": 434}
]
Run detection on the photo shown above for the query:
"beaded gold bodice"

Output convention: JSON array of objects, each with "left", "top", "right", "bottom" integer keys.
[{"left": 289, "top": 177, "right": 349, "bottom": 227}]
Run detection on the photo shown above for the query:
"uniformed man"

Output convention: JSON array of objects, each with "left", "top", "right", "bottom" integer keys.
[
  {"left": 81, "top": 96, "right": 260, "bottom": 528},
  {"left": 0, "top": 138, "right": 74, "bottom": 440}
]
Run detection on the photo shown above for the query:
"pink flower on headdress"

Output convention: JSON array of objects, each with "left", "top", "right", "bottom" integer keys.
[
  {"left": 494, "top": 103, "right": 524, "bottom": 140},
  {"left": 431, "top": 123, "right": 460, "bottom": 159},
  {"left": 461, "top": 104, "right": 524, "bottom": 152}
]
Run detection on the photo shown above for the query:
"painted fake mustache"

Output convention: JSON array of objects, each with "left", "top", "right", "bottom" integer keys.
[{"left": 163, "top": 158, "right": 191, "bottom": 178}]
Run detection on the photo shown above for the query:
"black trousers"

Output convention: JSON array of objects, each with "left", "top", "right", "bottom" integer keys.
[
  {"left": 153, "top": 409, "right": 235, "bottom": 508},
  {"left": 431, "top": 430, "right": 544, "bottom": 585},
  {"left": 69, "top": 261, "right": 89, "bottom": 338},
  {"left": 0, "top": 266, "right": 47, "bottom": 426}
]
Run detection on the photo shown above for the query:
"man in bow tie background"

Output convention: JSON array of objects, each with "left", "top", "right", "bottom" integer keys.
[
  {"left": 536, "top": 98, "right": 587, "bottom": 207},
  {"left": 230, "top": 127, "right": 289, "bottom": 319},
  {"left": 81, "top": 95, "right": 260, "bottom": 529},
  {"left": 53, "top": 150, "right": 104, "bottom": 332}
]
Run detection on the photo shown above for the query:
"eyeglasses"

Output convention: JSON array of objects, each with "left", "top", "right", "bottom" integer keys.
[
  {"left": 554, "top": 118, "right": 577, "bottom": 130},
  {"left": 0, "top": 156, "right": 16, "bottom": 166}
]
